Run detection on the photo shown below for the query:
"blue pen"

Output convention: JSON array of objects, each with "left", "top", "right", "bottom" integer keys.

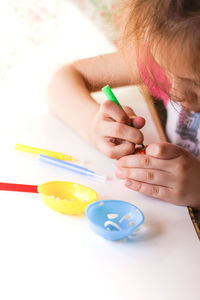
[{"left": 39, "top": 154, "right": 106, "bottom": 181}]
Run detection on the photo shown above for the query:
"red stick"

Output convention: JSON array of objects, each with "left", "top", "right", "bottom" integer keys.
[{"left": 0, "top": 182, "right": 38, "bottom": 193}]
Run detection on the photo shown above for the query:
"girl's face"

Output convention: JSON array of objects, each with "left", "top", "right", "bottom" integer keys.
[
  {"left": 168, "top": 71, "right": 200, "bottom": 112},
  {"left": 155, "top": 51, "right": 200, "bottom": 112},
  {"left": 139, "top": 44, "right": 200, "bottom": 112}
]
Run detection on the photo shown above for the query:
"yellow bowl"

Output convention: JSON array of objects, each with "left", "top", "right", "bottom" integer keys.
[{"left": 37, "top": 181, "right": 98, "bottom": 215}]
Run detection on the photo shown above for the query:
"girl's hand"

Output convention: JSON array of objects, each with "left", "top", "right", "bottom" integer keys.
[
  {"left": 90, "top": 100, "right": 145, "bottom": 159},
  {"left": 115, "top": 142, "right": 200, "bottom": 209}
]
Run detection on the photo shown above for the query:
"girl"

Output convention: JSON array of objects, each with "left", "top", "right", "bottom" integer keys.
[{"left": 48, "top": 0, "right": 200, "bottom": 209}]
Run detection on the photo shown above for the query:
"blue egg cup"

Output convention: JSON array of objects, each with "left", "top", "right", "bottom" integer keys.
[{"left": 85, "top": 200, "right": 145, "bottom": 241}]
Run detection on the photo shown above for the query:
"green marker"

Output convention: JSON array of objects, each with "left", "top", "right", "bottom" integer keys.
[
  {"left": 102, "top": 85, "right": 145, "bottom": 149},
  {"left": 102, "top": 85, "right": 123, "bottom": 108}
]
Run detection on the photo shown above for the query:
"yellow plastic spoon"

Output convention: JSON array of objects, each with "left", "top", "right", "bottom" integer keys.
[
  {"left": 38, "top": 181, "right": 98, "bottom": 215},
  {"left": 0, "top": 181, "right": 98, "bottom": 215}
]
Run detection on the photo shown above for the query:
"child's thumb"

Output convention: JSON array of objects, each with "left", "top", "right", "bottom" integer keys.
[{"left": 146, "top": 142, "right": 183, "bottom": 159}]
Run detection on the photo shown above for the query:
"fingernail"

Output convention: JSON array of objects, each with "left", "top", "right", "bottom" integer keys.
[
  {"left": 126, "top": 180, "right": 132, "bottom": 186},
  {"left": 115, "top": 168, "right": 123, "bottom": 177},
  {"left": 146, "top": 144, "right": 159, "bottom": 156}
]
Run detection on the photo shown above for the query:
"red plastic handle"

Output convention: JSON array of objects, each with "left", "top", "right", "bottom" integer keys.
[{"left": 0, "top": 182, "right": 38, "bottom": 193}]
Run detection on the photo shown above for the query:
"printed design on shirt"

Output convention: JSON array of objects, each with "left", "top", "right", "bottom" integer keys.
[
  {"left": 176, "top": 109, "right": 200, "bottom": 143},
  {"left": 175, "top": 108, "right": 200, "bottom": 157}
]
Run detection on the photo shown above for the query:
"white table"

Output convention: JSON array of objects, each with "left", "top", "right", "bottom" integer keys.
[{"left": 0, "top": 83, "right": 199, "bottom": 300}]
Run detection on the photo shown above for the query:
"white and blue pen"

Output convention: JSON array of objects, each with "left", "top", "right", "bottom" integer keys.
[{"left": 39, "top": 154, "right": 106, "bottom": 181}]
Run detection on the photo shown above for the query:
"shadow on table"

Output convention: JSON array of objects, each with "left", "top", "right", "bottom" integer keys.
[{"left": 122, "top": 220, "right": 164, "bottom": 243}]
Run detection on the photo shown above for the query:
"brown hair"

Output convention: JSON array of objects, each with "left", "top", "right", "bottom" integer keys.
[{"left": 120, "top": 0, "right": 200, "bottom": 87}]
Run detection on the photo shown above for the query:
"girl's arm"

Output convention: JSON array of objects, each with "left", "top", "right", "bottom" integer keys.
[{"left": 47, "top": 51, "right": 142, "bottom": 143}]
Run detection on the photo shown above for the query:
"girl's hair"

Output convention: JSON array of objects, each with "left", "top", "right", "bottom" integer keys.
[{"left": 120, "top": 0, "right": 200, "bottom": 88}]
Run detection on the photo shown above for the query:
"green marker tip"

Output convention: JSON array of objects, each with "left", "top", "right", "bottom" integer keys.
[{"left": 102, "top": 85, "right": 122, "bottom": 108}]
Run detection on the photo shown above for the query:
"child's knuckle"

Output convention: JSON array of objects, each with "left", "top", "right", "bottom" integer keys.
[
  {"left": 150, "top": 185, "right": 160, "bottom": 197},
  {"left": 145, "top": 170, "right": 154, "bottom": 181},
  {"left": 101, "top": 101, "right": 112, "bottom": 114},
  {"left": 140, "top": 155, "right": 151, "bottom": 167},
  {"left": 134, "top": 181, "right": 142, "bottom": 191},
  {"left": 106, "top": 149, "right": 116, "bottom": 159},
  {"left": 102, "top": 100, "right": 112, "bottom": 110}
]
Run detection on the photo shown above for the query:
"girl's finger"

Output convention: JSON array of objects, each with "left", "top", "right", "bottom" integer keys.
[
  {"left": 98, "top": 139, "right": 135, "bottom": 159},
  {"left": 100, "top": 101, "right": 131, "bottom": 125},
  {"left": 115, "top": 167, "right": 175, "bottom": 188},
  {"left": 131, "top": 116, "right": 146, "bottom": 129},
  {"left": 124, "top": 179, "right": 174, "bottom": 203},
  {"left": 117, "top": 154, "right": 186, "bottom": 176},
  {"left": 99, "top": 121, "right": 143, "bottom": 144},
  {"left": 122, "top": 106, "right": 136, "bottom": 117},
  {"left": 122, "top": 106, "right": 146, "bottom": 129},
  {"left": 117, "top": 154, "right": 174, "bottom": 172}
]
